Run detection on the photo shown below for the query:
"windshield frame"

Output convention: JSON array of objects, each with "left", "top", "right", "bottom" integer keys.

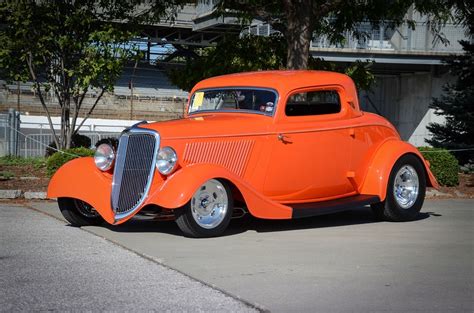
[{"left": 187, "top": 87, "right": 279, "bottom": 117}]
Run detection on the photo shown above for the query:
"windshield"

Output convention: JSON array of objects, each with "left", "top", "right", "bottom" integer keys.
[{"left": 189, "top": 88, "right": 277, "bottom": 116}]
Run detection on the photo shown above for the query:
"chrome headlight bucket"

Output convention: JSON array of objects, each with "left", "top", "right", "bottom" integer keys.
[
  {"left": 94, "top": 143, "right": 115, "bottom": 171},
  {"left": 156, "top": 146, "right": 177, "bottom": 175}
]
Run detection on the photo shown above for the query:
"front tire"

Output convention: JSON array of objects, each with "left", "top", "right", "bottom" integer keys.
[
  {"left": 372, "top": 154, "right": 426, "bottom": 221},
  {"left": 58, "top": 197, "right": 104, "bottom": 226},
  {"left": 175, "top": 179, "right": 233, "bottom": 238}
]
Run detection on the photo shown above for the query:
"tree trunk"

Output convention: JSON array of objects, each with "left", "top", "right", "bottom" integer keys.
[
  {"left": 60, "top": 96, "right": 71, "bottom": 150},
  {"left": 26, "top": 53, "right": 60, "bottom": 149},
  {"left": 283, "top": 0, "right": 313, "bottom": 70}
]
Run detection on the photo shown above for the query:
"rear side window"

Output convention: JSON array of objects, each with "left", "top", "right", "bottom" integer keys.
[{"left": 286, "top": 90, "right": 341, "bottom": 116}]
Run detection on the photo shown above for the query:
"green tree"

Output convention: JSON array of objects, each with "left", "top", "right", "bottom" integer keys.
[
  {"left": 168, "top": 35, "right": 286, "bottom": 91},
  {"left": 168, "top": 0, "right": 454, "bottom": 90},
  {"left": 426, "top": 47, "right": 473, "bottom": 166},
  {"left": 0, "top": 1, "right": 178, "bottom": 150},
  {"left": 425, "top": 1, "right": 473, "bottom": 165},
  {"left": 214, "top": 0, "right": 455, "bottom": 70},
  {"left": 168, "top": 34, "right": 375, "bottom": 91}
]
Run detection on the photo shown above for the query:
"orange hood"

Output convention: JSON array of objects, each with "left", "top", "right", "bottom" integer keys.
[{"left": 139, "top": 113, "right": 273, "bottom": 140}]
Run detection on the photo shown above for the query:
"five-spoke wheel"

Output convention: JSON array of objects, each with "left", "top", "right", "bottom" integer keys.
[{"left": 176, "top": 179, "right": 233, "bottom": 237}]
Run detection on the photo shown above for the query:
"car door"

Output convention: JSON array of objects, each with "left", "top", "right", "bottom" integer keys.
[{"left": 263, "top": 86, "right": 356, "bottom": 202}]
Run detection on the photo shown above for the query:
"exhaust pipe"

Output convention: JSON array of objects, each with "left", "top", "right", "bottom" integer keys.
[{"left": 232, "top": 207, "right": 247, "bottom": 219}]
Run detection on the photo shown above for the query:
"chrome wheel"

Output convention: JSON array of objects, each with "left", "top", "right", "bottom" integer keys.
[
  {"left": 190, "top": 179, "right": 229, "bottom": 229},
  {"left": 393, "top": 165, "right": 419, "bottom": 209},
  {"left": 73, "top": 199, "right": 99, "bottom": 218}
]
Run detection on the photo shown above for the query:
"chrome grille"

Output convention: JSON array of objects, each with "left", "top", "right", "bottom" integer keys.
[{"left": 111, "top": 129, "right": 159, "bottom": 218}]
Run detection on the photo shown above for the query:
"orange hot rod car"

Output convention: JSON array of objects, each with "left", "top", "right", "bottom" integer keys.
[{"left": 48, "top": 71, "right": 439, "bottom": 237}]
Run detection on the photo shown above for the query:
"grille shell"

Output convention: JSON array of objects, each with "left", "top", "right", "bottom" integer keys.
[{"left": 111, "top": 128, "right": 160, "bottom": 221}]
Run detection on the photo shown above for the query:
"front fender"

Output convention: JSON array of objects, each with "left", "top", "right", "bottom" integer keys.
[
  {"left": 47, "top": 157, "right": 115, "bottom": 224},
  {"left": 359, "top": 140, "right": 439, "bottom": 201},
  {"left": 148, "top": 163, "right": 292, "bottom": 219}
]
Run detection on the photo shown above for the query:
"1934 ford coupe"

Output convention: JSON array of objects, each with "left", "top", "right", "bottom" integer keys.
[{"left": 48, "top": 71, "right": 439, "bottom": 237}]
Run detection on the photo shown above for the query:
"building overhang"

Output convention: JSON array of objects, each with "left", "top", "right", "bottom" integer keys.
[{"left": 310, "top": 48, "right": 463, "bottom": 65}]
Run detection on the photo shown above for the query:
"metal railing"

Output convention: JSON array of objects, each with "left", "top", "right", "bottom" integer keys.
[
  {"left": 0, "top": 109, "right": 124, "bottom": 157},
  {"left": 241, "top": 20, "right": 467, "bottom": 54},
  {"left": 21, "top": 132, "right": 121, "bottom": 158},
  {"left": 0, "top": 109, "right": 20, "bottom": 156},
  {"left": 195, "top": 0, "right": 219, "bottom": 17},
  {"left": 310, "top": 21, "right": 466, "bottom": 53}
]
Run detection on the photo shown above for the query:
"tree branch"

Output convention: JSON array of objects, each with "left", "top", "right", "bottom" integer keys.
[
  {"left": 70, "top": 88, "right": 87, "bottom": 137},
  {"left": 74, "top": 88, "right": 105, "bottom": 134},
  {"left": 26, "top": 52, "right": 60, "bottom": 149}
]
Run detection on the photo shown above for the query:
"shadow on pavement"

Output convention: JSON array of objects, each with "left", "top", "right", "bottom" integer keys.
[
  {"left": 97, "top": 207, "right": 437, "bottom": 238},
  {"left": 102, "top": 219, "right": 183, "bottom": 236}
]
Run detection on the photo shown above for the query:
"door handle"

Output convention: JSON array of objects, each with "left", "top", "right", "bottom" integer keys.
[
  {"left": 349, "top": 128, "right": 355, "bottom": 137},
  {"left": 278, "top": 134, "right": 292, "bottom": 144}
]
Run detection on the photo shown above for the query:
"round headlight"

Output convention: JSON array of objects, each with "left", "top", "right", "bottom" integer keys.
[
  {"left": 156, "top": 146, "right": 177, "bottom": 175},
  {"left": 94, "top": 143, "right": 115, "bottom": 171}
]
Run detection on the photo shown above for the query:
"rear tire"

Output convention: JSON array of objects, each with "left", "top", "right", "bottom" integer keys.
[
  {"left": 58, "top": 197, "right": 104, "bottom": 226},
  {"left": 371, "top": 154, "right": 426, "bottom": 222},
  {"left": 175, "top": 179, "right": 233, "bottom": 238}
]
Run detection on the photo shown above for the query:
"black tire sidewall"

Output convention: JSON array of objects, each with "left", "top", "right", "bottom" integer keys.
[
  {"left": 384, "top": 154, "right": 426, "bottom": 221},
  {"left": 58, "top": 197, "right": 104, "bottom": 226}
]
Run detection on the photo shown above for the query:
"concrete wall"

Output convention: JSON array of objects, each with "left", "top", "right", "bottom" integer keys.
[
  {"left": 0, "top": 88, "right": 186, "bottom": 121},
  {"left": 360, "top": 71, "right": 451, "bottom": 146}
]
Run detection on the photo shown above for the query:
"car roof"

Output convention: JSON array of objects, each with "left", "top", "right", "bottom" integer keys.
[{"left": 191, "top": 70, "right": 357, "bottom": 96}]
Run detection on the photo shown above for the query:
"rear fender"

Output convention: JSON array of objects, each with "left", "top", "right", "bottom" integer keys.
[
  {"left": 47, "top": 157, "right": 115, "bottom": 224},
  {"left": 148, "top": 163, "right": 292, "bottom": 219},
  {"left": 359, "top": 140, "right": 439, "bottom": 201}
]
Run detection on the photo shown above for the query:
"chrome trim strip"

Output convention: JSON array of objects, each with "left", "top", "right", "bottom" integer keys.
[
  {"left": 111, "top": 135, "right": 129, "bottom": 210},
  {"left": 163, "top": 122, "right": 396, "bottom": 140},
  {"left": 111, "top": 127, "right": 160, "bottom": 223}
]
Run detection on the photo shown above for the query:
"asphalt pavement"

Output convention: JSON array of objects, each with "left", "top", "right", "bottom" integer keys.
[
  {"left": 0, "top": 203, "right": 258, "bottom": 312},
  {"left": 2, "top": 200, "right": 473, "bottom": 312}
]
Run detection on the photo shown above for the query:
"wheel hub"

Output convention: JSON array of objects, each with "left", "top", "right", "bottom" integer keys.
[
  {"left": 393, "top": 165, "right": 419, "bottom": 209},
  {"left": 191, "top": 179, "right": 228, "bottom": 229}
]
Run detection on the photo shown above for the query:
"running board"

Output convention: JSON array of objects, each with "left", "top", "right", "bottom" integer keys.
[{"left": 290, "top": 195, "right": 380, "bottom": 219}]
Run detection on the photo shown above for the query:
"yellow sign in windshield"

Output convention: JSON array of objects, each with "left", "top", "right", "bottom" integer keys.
[{"left": 193, "top": 92, "right": 204, "bottom": 110}]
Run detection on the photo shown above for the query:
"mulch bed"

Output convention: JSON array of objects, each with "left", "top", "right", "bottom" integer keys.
[
  {"left": 0, "top": 164, "right": 49, "bottom": 192},
  {"left": 430, "top": 173, "right": 474, "bottom": 198}
]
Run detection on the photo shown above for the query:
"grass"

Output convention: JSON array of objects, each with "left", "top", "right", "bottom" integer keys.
[
  {"left": 0, "top": 156, "right": 47, "bottom": 169},
  {"left": 0, "top": 171, "right": 15, "bottom": 180}
]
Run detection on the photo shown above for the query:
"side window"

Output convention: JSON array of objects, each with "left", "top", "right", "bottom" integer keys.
[{"left": 286, "top": 90, "right": 341, "bottom": 116}]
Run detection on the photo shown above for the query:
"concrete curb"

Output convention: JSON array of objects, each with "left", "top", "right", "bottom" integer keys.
[
  {"left": 0, "top": 190, "right": 22, "bottom": 199},
  {"left": 0, "top": 190, "right": 47, "bottom": 200},
  {"left": 24, "top": 191, "right": 48, "bottom": 200}
]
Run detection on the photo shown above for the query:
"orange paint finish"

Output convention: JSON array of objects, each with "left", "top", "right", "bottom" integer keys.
[
  {"left": 146, "top": 163, "right": 292, "bottom": 219},
  {"left": 47, "top": 157, "right": 115, "bottom": 224},
  {"left": 48, "top": 70, "right": 439, "bottom": 225},
  {"left": 359, "top": 140, "right": 439, "bottom": 200},
  {"left": 182, "top": 140, "right": 255, "bottom": 177}
]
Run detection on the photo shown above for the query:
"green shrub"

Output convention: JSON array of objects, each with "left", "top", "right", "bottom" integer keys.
[
  {"left": 45, "top": 133, "right": 92, "bottom": 156},
  {"left": 418, "top": 147, "right": 459, "bottom": 186},
  {"left": 0, "top": 171, "right": 15, "bottom": 180},
  {"left": 46, "top": 147, "right": 94, "bottom": 177}
]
